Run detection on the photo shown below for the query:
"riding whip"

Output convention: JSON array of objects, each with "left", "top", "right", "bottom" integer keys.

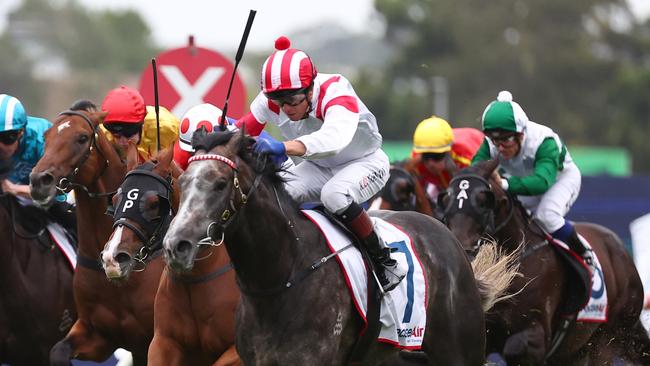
[
  {"left": 219, "top": 9, "right": 256, "bottom": 131},
  {"left": 152, "top": 58, "right": 161, "bottom": 151}
]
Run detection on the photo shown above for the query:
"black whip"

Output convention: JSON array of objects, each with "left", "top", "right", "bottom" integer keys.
[
  {"left": 152, "top": 58, "right": 161, "bottom": 151},
  {"left": 219, "top": 9, "right": 256, "bottom": 131}
]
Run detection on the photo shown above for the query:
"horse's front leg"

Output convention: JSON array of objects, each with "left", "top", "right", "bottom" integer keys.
[
  {"left": 502, "top": 320, "right": 548, "bottom": 365},
  {"left": 50, "top": 319, "right": 113, "bottom": 366},
  {"left": 212, "top": 345, "right": 241, "bottom": 366},
  {"left": 148, "top": 333, "right": 186, "bottom": 366}
]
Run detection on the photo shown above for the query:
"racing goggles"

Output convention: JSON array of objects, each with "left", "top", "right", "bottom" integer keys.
[
  {"left": 0, "top": 130, "right": 20, "bottom": 145},
  {"left": 487, "top": 133, "right": 517, "bottom": 147},
  {"left": 266, "top": 92, "right": 308, "bottom": 107},
  {"left": 422, "top": 152, "right": 447, "bottom": 162},
  {"left": 104, "top": 123, "right": 142, "bottom": 139}
]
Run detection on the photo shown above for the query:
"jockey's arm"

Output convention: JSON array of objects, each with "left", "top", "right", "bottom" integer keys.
[
  {"left": 283, "top": 140, "right": 307, "bottom": 156},
  {"left": 2, "top": 179, "right": 31, "bottom": 199},
  {"left": 506, "top": 138, "right": 560, "bottom": 195},
  {"left": 294, "top": 105, "right": 358, "bottom": 159}
]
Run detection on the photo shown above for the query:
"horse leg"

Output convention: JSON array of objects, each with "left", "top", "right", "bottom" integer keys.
[
  {"left": 503, "top": 321, "right": 547, "bottom": 365},
  {"left": 610, "top": 319, "right": 650, "bottom": 365},
  {"left": 50, "top": 319, "right": 113, "bottom": 366},
  {"left": 212, "top": 345, "right": 240, "bottom": 366},
  {"left": 148, "top": 334, "right": 186, "bottom": 366}
]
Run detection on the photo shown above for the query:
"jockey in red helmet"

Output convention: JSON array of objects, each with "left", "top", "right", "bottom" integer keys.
[
  {"left": 237, "top": 36, "right": 406, "bottom": 292},
  {"left": 101, "top": 86, "right": 179, "bottom": 162}
]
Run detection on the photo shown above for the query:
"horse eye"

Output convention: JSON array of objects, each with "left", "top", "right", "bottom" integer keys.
[
  {"left": 215, "top": 178, "right": 228, "bottom": 191},
  {"left": 77, "top": 134, "right": 89, "bottom": 144}
]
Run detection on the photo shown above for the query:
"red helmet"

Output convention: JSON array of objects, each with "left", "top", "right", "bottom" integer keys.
[
  {"left": 261, "top": 36, "right": 317, "bottom": 95},
  {"left": 101, "top": 86, "right": 146, "bottom": 124}
]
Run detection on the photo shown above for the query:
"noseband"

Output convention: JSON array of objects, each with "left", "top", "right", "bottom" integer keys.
[
  {"left": 187, "top": 153, "right": 263, "bottom": 246},
  {"left": 55, "top": 110, "right": 112, "bottom": 198}
]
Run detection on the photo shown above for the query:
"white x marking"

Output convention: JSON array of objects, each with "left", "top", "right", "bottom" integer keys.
[{"left": 160, "top": 65, "right": 225, "bottom": 117}]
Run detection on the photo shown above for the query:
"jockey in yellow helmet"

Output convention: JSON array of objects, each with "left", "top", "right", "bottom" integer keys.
[{"left": 407, "top": 116, "right": 483, "bottom": 201}]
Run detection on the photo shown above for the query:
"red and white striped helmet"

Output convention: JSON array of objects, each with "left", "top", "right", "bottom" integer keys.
[{"left": 261, "top": 36, "right": 317, "bottom": 94}]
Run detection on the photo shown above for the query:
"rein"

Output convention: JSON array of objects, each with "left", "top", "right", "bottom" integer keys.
[
  {"left": 55, "top": 110, "right": 114, "bottom": 199},
  {"left": 168, "top": 262, "right": 234, "bottom": 285},
  {"left": 188, "top": 153, "right": 263, "bottom": 246}
]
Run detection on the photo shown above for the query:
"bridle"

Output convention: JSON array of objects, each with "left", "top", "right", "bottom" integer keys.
[
  {"left": 442, "top": 173, "right": 514, "bottom": 253},
  {"left": 54, "top": 110, "right": 113, "bottom": 198},
  {"left": 111, "top": 164, "right": 174, "bottom": 265},
  {"left": 187, "top": 153, "right": 263, "bottom": 247},
  {"left": 382, "top": 167, "right": 417, "bottom": 211}
]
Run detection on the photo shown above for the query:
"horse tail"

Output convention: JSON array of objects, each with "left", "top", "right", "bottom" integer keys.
[{"left": 471, "top": 241, "right": 520, "bottom": 312}]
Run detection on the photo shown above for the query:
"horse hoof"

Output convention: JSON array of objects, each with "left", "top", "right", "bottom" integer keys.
[{"left": 49, "top": 340, "right": 72, "bottom": 366}]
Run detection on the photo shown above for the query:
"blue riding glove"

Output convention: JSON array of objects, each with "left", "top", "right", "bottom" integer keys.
[{"left": 254, "top": 132, "right": 288, "bottom": 167}]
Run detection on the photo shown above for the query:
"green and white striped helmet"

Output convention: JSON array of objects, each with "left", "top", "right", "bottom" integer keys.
[{"left": 481, "top": 91, "right": 528, "bottom": 133}]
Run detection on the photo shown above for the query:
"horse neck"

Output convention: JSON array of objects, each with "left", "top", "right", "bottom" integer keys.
[
  {"left": 496, "top": 198, "right": 542, "bottom": 253},
  {"left": 75, "top": 137, "right": 125, "bottom": 259},
  {"left": 225, "top": 183, "right": 315, "bottom": 293}
]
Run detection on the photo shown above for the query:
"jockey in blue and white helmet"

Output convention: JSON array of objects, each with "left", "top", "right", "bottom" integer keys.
[{"left": 0, "top": 94, "right": 51, "bottom": 196}]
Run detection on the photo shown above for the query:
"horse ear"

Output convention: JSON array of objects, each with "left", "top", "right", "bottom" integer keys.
[
  {"left": 483, "top": 159, "right": 500, "bottom": 179},
  {"left": 90, "top": 111, "right": 108, "bottom": 127},
  {"left": 126, "top": 142, "right": 139, "bottom": 171},
  {"left": 155, "top": 147, "right": 174, "bottom": 172}
]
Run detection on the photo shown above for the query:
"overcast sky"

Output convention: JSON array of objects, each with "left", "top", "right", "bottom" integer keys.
[{"left": 1, "top": 0, "right": 649, "bottom": 53}]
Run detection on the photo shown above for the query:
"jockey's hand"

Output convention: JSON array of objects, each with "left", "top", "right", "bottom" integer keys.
[
  {"left": 2, "top": 179, "right": 31, "bottom": 198},
  {"left": 254, "top": 133, "right": 288, "bottom": 167}
]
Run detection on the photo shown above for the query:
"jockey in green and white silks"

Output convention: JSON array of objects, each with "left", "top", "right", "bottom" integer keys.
[{"left": 472, "top": 91, "right": 590, "bottom": 261}]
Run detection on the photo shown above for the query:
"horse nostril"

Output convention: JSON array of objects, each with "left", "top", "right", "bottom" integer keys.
[
  {"left": 176, "top": 240, "right": 192, "bottom": 254},
  {"left": 41, "top": 173, "right": 55, "bottom": 186},
  {"left": 115, "top": 252, "right": 132, "bottom": 264}
]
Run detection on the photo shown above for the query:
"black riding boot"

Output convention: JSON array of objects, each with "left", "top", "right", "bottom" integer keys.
[
  {"left": 565, "top": 228, "right": 592, "bottom": 265},
  {"left": 337, "top": 202, "right": 406, "bottom": 292}
]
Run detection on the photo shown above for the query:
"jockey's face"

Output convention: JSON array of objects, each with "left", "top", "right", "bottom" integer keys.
[
  {"left": 280, "top": 90, "right": 313, "bottom": 122},
  {"left": 421, "top": 152, "right": 447, "bottom": 175},
  {"left": 0, "top": 129, "right": 23, "bottom": 160},
  {"left": 488, "top": 132, "right": 522, "bottom": 159}
]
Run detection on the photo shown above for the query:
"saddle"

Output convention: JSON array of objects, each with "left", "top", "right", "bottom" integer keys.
[
  {"left": 1, "top": 194, "right": 53, "bottom": 249},
  {"left": 299, "top": 202, "right": 384, "bottom": 363},
  {"left": 545, "top": 235, "right": 592, "bottom": 315}
]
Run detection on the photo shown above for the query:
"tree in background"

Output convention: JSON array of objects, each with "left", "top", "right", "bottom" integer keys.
[
  {"left": 4, "top": 0, "right": 158, "bottom": 117},
  {"left": 356, "top": 0, "right": 650, "bottom": 172}
]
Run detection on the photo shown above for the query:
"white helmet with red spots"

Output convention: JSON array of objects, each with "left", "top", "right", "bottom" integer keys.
[
  {"left": 261, "top": 36, "right": 317, "bottom": 95},
  {"left": 177, "top": 103, "right": 234, "bottom": 152}
]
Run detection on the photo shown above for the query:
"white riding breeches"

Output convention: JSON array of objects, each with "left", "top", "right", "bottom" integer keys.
[
  {"left": 517, "top": 163, "right": 581, "bottom": 233},
  {"left": 283, "top": 149, "right": 390, "bottom": 214}
]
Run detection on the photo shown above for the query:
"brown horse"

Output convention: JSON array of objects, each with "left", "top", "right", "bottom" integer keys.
[
  {"left": 100, "top": 144, "right": 240, "bottom": 366},
  {"left": 30, "top": 109, "right": 163, "bottom": 365},
  {"left": 0, "top": 159, "right": 76, "bottom": 365},
  {"left": 162, "top": 129, "right": 519, "bottom": 365},
  {"left": 441, "top": 160, "right": 650, "bottom": 365}
]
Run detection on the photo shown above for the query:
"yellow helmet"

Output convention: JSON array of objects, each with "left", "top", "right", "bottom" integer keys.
[{"left": 412, "top": 116, "right": 454, "bottom": 154}]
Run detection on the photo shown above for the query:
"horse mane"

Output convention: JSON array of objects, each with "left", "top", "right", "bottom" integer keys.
[
  {"left": 456, "top": 160, "right": 494, "bottom": 177},
  {"left": 193, "top": 129, "right": 288, "bottom": 187}
]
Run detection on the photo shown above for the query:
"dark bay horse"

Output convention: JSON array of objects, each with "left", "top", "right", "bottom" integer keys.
[
  {"left": 369, "top": 165, "right": 432, "bottom": 215},
  {"left": 163, "top": 129, "right": 517, "bottom": 365},
  {"left": 30, "top": 110, "right": 163, "bottom": 365},
  {"left": 100, "top": 145, "right": 240, "bottom": 366},
  {"left": 441, "top": 160, "right": 650, "bottom": 365},
  {"left": 0, "top": 160, "right": 76, "bottom": 365}
]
